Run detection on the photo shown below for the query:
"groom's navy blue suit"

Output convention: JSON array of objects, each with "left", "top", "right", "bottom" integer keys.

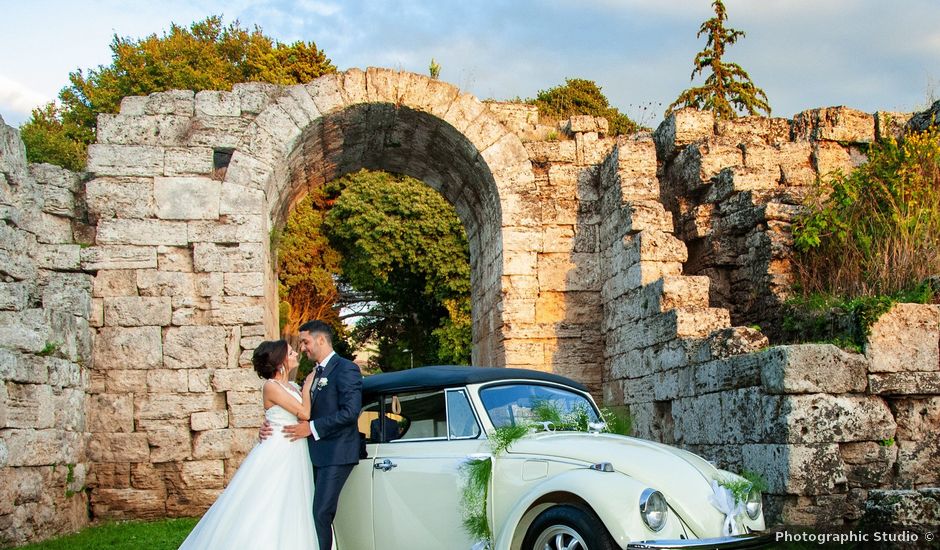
[{"left": 307, "top": 353, "right": 362, "bottom": 550}]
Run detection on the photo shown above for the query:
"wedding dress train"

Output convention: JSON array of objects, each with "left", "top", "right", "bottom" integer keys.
[{"left": 179, "top": 382, "right": 318, "bottom": 550}]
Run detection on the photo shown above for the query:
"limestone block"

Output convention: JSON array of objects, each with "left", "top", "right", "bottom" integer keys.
[
  {"left": 619, "top": 261, "right": 684, "bottom": 293},
  {"left": 180, "top": 460, "right": 225, "bottom": 489},
  {"left": 228, "top": 402, "right": 263, "bottom": 428},
  {"left": 0, "top": 247, "right": 38, "bottom": 280},
  {"left": 81, "top": 245, "right": 157, "bottom": 270},
  {"left": 136, "top": 392, "right": 224, "bottom": 423},
  {"left": 742, "top": 443, "right": 845, "bottom": 495},
  {"left": 91, "top": 488, "right": 166, "bottom": 518},
  {"left": 247, "top": 104, "right": 301, "bottom": 158},
  {"left": 103, "top": 296, "right": 171, "bottom": 327},
  {"left": 96, "top": 218, "right": 189, "bottom": 246},
  {"left": 622, "top": 230, "right": 688, "bottom": 266},
  {"left": 191, "top": 428, "right": 236, "bottom": 460},
  {"left": 869, "top": 372, "right": 940, "bottom": 395},
  {"left": 129, "top": 462, "right": 164, "bottom": 490},
  {"left": 715, "top": 116, "right": 791, "bottom": 145},
  {"left": 219, "top": 184, "right": 264, "bottom": 216},
  {"left": 0, "top": 281, "right": 29, "bottom": 311},
  {"left": 164, "top": 147, "right": 214, "bottom": 176},
  {"left": 163, "top": 325, "right": 227, "bottom": 370},
  {"left": 40, "top": 184, "right": 75, "bottom": 217},
  {"left": 792, "top": 106, "right": 875, "bottom": 143},
  {"left": 154, "top": 177, "right": 221, "bottom": 220},
  {"left": 866, "top": 303, "right": 939, "bottom": 373},
  {"left": 194, "top": 90, "right": 241, "bottom": 117},
  {"left": 191, "top": 410, "right": 228, "bottom": 431},
  {"left": 185, "top": 115, "right": 251, "bottom": 149},
  {"left": 187, "top": 215, "right": 264, "bottom": 244},
  {"left": 0, "top": 309, "right": 48, "bottom": 353},
  {"left": 863, "top": 488, "right": 940, "bottom": 531},
  {"left": 278, "top": 84, "right": 323, "bottom": 128},
  {"left": 135, "top": 270, "right": 195, "bottom": 297},
  {"left": 895, "top": 438, "right": 940, "bottom": 486},
  {"left": 653, "top": 108, "right": 715, "bottom": 161},
  {"left": 536, "top": 252, "right": 599, "bottom": 292},
  {"left": 93, "top": 270, "right": 137, "bottom": 298},
  {"left": 840, "top": 441, "right": 897, "bottom": 487},
  {"left": 218, "top": 272, "right": 263, "bottom": 297},
  {"left": 212, "top": 368, "right": 263, "bottom": 392},
  {"left": 193, "top": 242, "right": 263, "bottom": 273},
  {"left": 0, "top": 349, "right": 47, "bottom": 384},
  {"left": 93, "top": 326, "right": 163, "bottom": 370},
  {"left": 24, "top": 212, "right": 72, "bottom": 244},
  {"left": 874, "top": 111, "right": 912, "bottom": 141},
  {"left": 87, "top": 144, "right": 165, "bottom": 177},
  {"left": 812, "top": 141, "right": 854, "bottom": 177},
  {"left": 524, "top": 140, "right": 578, "bottom": 163},
  {"left": 906, "top": 100, "right": 940, "bottom": 134},
  {"left": 148, "top": 426, "right": 192, "bottom": 463},
  {"left": 157, "top": 245, "right": 193, "bottom": 272},
  {"left": 119, "top": 96, "right": 147, "bottom": 115},
  {"left": 233, "top": 82, "right": 280, "bottom": 114},
  {"left": 85, "top": 177, "right": 155, "bottom": 219},
  {"left": 208, "top": 296, "right": 265, "bottom": 325},
  {"left": 87, "top": 432, "right": 150, "bottom": 463},
  {"left": 96, "top": 114, "right": 190, "bottom": 146},
  {"left": 146, "top": 369, "right": 189, "bottom": 393},
  {"left": 86, "top": 393, "right": 134, "bottom": 433},
  {"left": 87, "top": 462, "right": 131, "bottom": 489},
  {"left": 760, "top": 344, "right": 869, "bottom": 394},
  {"left": 32, "top": 243, "right": 80, "bottom": 271},
  {"left": 47, "top": 357, "right": 84, "bottom": 388},
  {"left": 188, "top": 369, "right": 212, "bottom": 393},
  {"left": 105, "top": 369, "right": 147, "bottom": 394},
  {"left": 4, "top": 382, "right": 55, "bottom": 428},
  {"left": 144, "top": 90, "right": 194, "bottom": 116},
  {"left": 891, "top": 397, "right": 940, "bottom": 440},
  {"left": 703, "top": 326, "right": 769, "bottom": 360},
  {"left": 2, "top": 429, "right": 82, "bottom": 468},
  {"left": 776, "top": 394, "right": 896, "bottom": 444}
]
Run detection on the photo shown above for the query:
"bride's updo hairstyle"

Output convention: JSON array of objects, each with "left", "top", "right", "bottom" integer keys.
[{"left": 252, "top": 340, "right": 289, "bottom": 379}]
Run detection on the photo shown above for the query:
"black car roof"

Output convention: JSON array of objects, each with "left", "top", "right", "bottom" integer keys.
[{"left": 361, "top": 365, "right": 588, "bottom": 400}]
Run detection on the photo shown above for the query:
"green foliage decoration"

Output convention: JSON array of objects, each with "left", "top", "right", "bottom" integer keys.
[
  {"left": 530, "top": 78, "right": 641, "bottom": 135},
  {"left": 666, "top": 0, "right": 770, "bottom": 119},
  {"left": 716, "top": 470, "right": 767, "bottom": 506},
  {"left": 20, "top": 15, "right": 335, "bottom": 168}
]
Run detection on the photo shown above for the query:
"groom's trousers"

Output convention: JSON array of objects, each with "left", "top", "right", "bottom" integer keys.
[{"left": 313, "top": 464, "right": 354, "bottom": 550}]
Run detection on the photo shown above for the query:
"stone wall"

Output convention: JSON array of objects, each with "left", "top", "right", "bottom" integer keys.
[
  {"left": 0, "top": 117, "right": 92, "bottom": 545},
  {"left": 1, "top": 67, "right": 938, "bottom": 541}
]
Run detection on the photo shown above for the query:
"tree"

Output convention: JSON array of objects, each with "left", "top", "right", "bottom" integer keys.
[
  {"left": 323, "top": 170, "right": 472, "bottom": 371},
  {"left": 666, "top": 0, "right": 770, "bottom": 120},
  {"left": 530, "top": 78, "right": 640, "bottom": 135},
  {"left": 20, "top": 15, "right": 335, "bottom": 169}
]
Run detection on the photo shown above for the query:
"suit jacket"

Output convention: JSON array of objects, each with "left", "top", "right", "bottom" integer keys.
[{"left": 307, "top": 353, "right": 362, "bottom": 467}]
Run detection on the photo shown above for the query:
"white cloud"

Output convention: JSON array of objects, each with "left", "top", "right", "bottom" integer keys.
[{"left": 0, "top": 76, "right": 50, "bottom": 126}]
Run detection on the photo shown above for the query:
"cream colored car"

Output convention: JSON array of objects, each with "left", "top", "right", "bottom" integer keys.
[{"left": 334, "top": 366, "right": 771, "bottom": 550}]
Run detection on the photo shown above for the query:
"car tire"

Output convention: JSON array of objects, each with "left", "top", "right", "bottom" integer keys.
[{"left": 522, "top": 504, "right": 617, "bottom": 550}]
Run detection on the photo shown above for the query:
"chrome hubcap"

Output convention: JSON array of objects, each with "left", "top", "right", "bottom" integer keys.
[{"left": 534, "top": 525, "right": 586, "bottom": 550}]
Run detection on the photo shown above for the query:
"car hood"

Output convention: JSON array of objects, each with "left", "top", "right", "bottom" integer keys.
[{"left": 506, "top": 432, "right": 729, "bottom": 537}]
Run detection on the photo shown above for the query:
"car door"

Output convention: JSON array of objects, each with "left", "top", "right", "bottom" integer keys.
[
  {"left": 371, "top": 388, "right": 486, "bottom": 550},
  {"left": 334, "top": 399, "right": 382, "bottom": 550}
]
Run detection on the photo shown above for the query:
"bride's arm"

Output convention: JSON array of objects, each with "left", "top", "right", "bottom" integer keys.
[{"left": 262, "top": 382, "right": 310, "bottom": 421}]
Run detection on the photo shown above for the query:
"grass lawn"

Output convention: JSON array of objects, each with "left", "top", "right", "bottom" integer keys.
[{"left": 7, "top": 518, "right": 197, "bottom": 550}]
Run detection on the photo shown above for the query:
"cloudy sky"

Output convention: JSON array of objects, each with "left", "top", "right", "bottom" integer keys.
[{"left": 1, "top": 0, "right": 937, "bottom": 129}]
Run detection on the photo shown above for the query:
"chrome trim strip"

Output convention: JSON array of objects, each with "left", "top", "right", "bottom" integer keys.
[{"left": 626, "top": 532, "right": 774, "bottom": 549}]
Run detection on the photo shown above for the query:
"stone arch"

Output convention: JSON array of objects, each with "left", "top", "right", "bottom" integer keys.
[{"left": 219, "top": 68, "right": 538, "bottom": 366}]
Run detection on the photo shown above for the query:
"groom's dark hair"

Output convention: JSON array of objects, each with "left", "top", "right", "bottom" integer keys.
[{"left": 299, "top": 320, "right": 334, "bottom": 344}]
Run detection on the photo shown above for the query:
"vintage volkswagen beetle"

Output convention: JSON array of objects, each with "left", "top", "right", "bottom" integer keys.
[{"left": 333, "top": 366, "right": 771, "bottom": 549}]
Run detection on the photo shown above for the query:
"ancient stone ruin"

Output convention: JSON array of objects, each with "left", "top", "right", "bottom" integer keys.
[{"left": 0, "top": 68, "right": 937, "bottom": 544}]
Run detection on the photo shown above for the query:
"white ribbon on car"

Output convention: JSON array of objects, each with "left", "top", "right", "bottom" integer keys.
[{"left": 707, "top": 480, "right": 744, "bottom": 536}]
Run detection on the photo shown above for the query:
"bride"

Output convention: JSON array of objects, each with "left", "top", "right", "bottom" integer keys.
[{"left": 179, "top": 340, "right": 319, "bottom": 550}]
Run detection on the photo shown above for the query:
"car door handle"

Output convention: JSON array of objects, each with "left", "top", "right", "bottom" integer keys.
[{"left": 374, "top": 459, "right": 397, "bottom": 472}]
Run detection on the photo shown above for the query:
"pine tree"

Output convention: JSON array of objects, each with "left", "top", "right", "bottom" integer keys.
[{"left": 666, "top": 0, "right": 770, "bottom": 120}]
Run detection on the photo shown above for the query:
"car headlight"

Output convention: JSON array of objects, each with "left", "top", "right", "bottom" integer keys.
[
  {"left": 745, "top": 488, "right": 762, "bottom": 520},
  {"left": 639, "top": 489, "right": 668, "bottom": 532}
]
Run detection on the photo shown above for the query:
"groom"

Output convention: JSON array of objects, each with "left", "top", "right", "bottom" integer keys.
[{"left": 283, "top": 320, "right": 362, "bottom": 550}]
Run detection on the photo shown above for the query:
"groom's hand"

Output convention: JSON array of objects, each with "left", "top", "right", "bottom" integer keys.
[
  {"left": 258, "top": 419, "right": 274, "bottom": 441},
  {"left": 283, "top": 421, "right": 312, "bottom": 441}
]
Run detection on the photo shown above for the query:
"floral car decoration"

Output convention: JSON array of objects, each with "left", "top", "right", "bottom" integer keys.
[{"left": 332, "top": 366, "right": 772, "bottom": 550}]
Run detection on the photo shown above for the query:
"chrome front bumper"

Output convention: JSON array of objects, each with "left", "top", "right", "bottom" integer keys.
[{"left": 626, "top": 532, "right": 774, "bottom": 549}]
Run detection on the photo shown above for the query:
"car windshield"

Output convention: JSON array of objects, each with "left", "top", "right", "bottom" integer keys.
[{"left": 479, "top": 383, "right": 602, "bottom": 430}]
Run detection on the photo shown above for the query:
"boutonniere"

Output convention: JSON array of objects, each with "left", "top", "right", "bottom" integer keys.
[{"left": 317, "top": 377, "right": 328, "bottom": 389}]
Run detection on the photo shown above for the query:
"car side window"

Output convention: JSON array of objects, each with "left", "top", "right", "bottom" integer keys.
[
  {"left": 394, "top": 390, "right": 448, "bottom": 441},
  {"left": 446, "top": 389, "right": 481, "bottom": 439}
]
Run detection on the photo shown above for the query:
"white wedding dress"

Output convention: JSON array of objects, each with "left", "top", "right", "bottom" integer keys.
[{"left": 179, "top": 382, "right": 318, "bottom": 550}]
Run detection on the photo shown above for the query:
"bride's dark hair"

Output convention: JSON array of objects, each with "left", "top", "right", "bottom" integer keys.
[{"left": 252, "top": 340, "right": 289, "bottom": 379}]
